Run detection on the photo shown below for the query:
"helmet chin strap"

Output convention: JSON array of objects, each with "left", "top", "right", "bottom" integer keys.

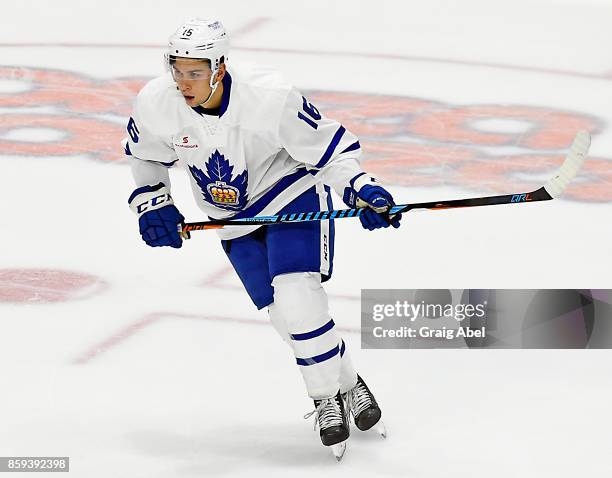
[{"left": 199, "top": 68, "right": 220, "bottom": 108}]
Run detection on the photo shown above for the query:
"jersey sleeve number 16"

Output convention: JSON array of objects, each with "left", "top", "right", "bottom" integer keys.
[{"left": 297, "top": 96, "right": 321, "bottom": 130}]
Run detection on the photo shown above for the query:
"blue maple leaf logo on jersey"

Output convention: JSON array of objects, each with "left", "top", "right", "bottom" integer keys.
[{"left": 189, "top": 150, "right": 248, "bottom": 211}]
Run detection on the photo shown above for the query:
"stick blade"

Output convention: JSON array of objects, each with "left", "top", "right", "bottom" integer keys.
[{"left": 543, "top": 130, "right": 591, "bottom": 198}]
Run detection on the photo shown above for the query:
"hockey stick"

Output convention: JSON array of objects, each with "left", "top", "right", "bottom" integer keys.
[{"left": 182, "top": 130, "right": 590, "bottom": 234}]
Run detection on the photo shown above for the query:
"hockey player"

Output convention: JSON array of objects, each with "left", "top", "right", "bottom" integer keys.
[{"left": 125, "top": 18, "right": 399, "bottom": 460}]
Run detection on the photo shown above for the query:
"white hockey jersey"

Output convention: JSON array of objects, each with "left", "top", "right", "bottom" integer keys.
[{"left": 125, "top": 62, "right": 364, "bottom": 240}]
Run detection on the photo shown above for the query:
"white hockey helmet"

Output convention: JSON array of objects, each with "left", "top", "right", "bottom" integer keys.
[{"left": 167, "top": 18, "right": 229, "bottom": 71}]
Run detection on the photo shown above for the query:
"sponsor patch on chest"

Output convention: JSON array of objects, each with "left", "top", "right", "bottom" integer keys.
[{"left": 174, "top": 136, "right": 199, "bottom": 148}]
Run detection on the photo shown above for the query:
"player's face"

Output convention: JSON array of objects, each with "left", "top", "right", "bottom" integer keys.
[{"left": 171, "top": 58, "right": 213, "bottom": 107}]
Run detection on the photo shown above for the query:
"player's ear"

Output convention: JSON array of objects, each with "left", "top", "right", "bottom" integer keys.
[{"left": 215, "top": 63, "right": 227, "bottom": 82}]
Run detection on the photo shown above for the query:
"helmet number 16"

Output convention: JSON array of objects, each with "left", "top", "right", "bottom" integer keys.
[{"left": 297, "top": 96, "right": 321, "bottom": 130}]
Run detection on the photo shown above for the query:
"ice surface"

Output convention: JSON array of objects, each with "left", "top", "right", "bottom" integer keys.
[{"left": 1, "top": 1, "right": 611, "bottom": 477}]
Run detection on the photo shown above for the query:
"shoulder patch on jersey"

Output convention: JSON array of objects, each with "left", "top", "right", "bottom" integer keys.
[{"left": 189, "top": 150, "right": 248, "bottom": 211}]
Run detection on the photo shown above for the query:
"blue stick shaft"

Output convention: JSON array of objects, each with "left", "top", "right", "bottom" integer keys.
[{"left": 182, "top": 186, "right": 552, "bottom": 233}]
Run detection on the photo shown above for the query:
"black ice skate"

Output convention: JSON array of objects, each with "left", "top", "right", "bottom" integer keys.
[
  {"left": 304, "top": 391, "right": 350, "bottom": 461},
  {"left": 343, "top": 375, "right": 387, "bottom": 438}
]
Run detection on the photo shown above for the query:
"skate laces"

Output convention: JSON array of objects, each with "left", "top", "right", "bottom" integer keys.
[
  {"left": 304, "top": 397, "right": 343, "bottom": 431},
  {"left": 347, "top": 381, "right": 372, "bottom": 418}
]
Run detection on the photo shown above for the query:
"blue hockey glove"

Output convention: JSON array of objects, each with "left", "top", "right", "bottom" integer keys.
[
  {"left": 128, "top": 183, "right": 185, "bottom": 248},
  {"left": 343, "top": 173, "right": 402, "bottom": 231}
]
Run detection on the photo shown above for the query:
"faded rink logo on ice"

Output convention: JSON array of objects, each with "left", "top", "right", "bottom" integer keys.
[{"left": 1, "top": 66, "right": 611, "bottom": 203}]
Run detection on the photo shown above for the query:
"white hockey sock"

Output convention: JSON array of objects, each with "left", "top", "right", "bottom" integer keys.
[{"left": 269, "top": 272, "right": 347, "bottom": 399}]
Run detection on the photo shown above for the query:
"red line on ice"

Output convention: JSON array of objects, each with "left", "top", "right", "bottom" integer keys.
[
  {"left": 231, "top": 17, "right": 272, "bottom": 39},
  {"left": 72, "top": 311, "right": 360, "bottom": 365},
  {"left": 199, "top": 264, "right": 360, "bottom": 301},
  {"left": 72, "top": 314, "right": 160, "bottom": 365},
  {"left": 0, "top": 43, "right": 608, "bottom": 82}
]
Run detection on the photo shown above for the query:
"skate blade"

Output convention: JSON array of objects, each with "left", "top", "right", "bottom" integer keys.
[
  {"left": 331, "top": 440, "right": 347, "bottom": 462},
  {"left": 373, "top": 420, "right": 387, "bottom": 439}
]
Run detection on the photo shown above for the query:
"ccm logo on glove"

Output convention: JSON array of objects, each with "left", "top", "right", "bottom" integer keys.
[
  {"left": 128, "top": 182, "right": 185, "bottom": 248},
  {"left": 128, "top": 183, "right": 173, "bottom": 215}
]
